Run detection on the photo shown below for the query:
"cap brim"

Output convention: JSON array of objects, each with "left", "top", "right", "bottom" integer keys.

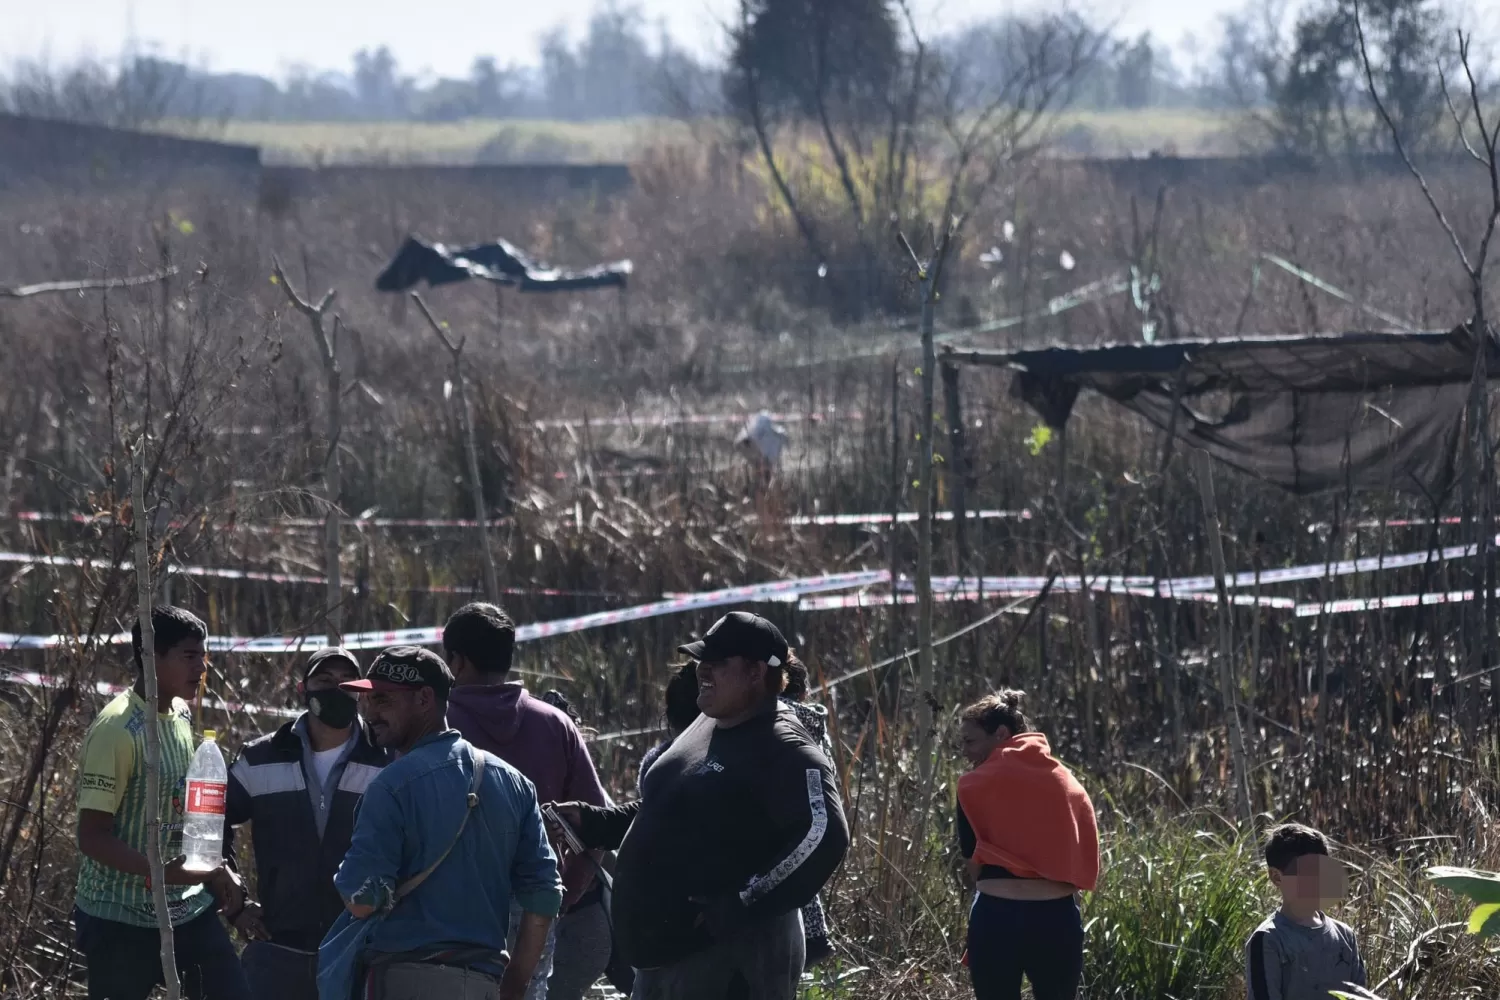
[{"left": 676, "top": 640, "right": 708, "bottom": 660}]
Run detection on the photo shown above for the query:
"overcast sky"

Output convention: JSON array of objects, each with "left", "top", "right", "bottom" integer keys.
[{"left": 4, "top": 0, "right": 1279, "bottom": 82}]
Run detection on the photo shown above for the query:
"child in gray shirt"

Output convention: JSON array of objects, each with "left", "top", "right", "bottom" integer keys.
[{"left": 1246, "top": 824, "right": 1367, "bottom": 1000}]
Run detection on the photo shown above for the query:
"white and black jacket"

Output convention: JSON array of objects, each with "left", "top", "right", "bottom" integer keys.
[
  {"left": 576, "top": 702, "right": 848, "bottom": 970},
  {"left": 224, "top": 717, "right": 389, "bottom": 951}
]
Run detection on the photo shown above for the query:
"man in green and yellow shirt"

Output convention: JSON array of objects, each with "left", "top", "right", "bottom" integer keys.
[{"left": 73, "top": 605, "right": 251, "bottom": 1000}]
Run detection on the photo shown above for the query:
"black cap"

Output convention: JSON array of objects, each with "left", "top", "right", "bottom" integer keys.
[
  {"left": 677, "top": 612, "right": 789, "bottom": 667},
  {"left": 304, "top": 647, "right": 360, "bottom": 681},
  {"left": 341, "top": 645, "right": 454, "bottom": 697}
]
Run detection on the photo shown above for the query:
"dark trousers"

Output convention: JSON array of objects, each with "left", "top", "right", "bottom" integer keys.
[
  {"left": 966, "top": 893, "right": 1085, "bottom": 1000},
  {"left": 630, "top": 910, "right": 804, "bottom": 1000},
  {"left": 74, "top": 907, "right": 253, "bottom": 1000},
  {"left": 240, "top": 942, "right": 319, "bottom": 1000}
]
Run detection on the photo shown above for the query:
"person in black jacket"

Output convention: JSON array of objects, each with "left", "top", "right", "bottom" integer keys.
[
  {"left": 223, "top": 647, "right": 390, "bottom": 1000},
  {"left": 550, "top": 612, "right": 849, "bottom": 1000}
]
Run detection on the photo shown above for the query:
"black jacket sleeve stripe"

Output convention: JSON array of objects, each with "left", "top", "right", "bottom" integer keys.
[{"left": 740, "top": 768, "right": 830, "bottom": 906}]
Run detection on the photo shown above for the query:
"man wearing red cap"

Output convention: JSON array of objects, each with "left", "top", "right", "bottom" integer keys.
[{"left": 318, "top": 646, "right": 562, "bottom": 1000}]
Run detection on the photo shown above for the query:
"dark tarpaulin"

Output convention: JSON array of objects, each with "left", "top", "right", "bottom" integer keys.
[
  {"left": 375, "top": 235, "right": 632, "bottom": 294},
  {"left": 945, "top": 327, "right": 1500, "bottom": 497}
]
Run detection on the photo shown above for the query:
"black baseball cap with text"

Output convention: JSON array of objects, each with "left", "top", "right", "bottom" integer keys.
[
  {"left": 340, "top": 645, "right": 454, "bottom": 697},
  {"left": 304, "top": 647, "right": 360, "bottom": 682},
  {"left": 677, "top": 611, "right": 789, "bottom": 667}
]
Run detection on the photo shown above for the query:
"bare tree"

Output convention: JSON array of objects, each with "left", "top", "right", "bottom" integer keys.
[
  {"left": 896, "top": 223, "right": 959, "bottom": 800},
  {"left": 271, "top": 257, "right": 343, "bottom": 643},
  {"left": 1354, "top": 3, "right": 1500, "bottom": 702},
  {"left": 413, "top": 293, "right": 501, "bottom": 601},
  {"left": 133, "top": 442, "right": 181, "bottom": 1000},
  {"left": 1193, "top": 451, "right": 1254, "bottom": 826},
  {"left": 731, "top": 0, "right": 1095, "bottom": 315}
]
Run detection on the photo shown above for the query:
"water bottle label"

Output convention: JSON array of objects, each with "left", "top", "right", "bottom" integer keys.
[{"left": 187, "top": 780, "right": 226, "bottom": 815}]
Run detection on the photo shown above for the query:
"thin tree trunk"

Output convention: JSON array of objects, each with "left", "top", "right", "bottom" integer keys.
[
  {"left": 135, "top": 446, "right": 180, "bottom": 1000},
  {"left": 1194, "top": 450, "right": 1252, "bottom": 825},
  {"left": 942, "top": 363, "right": 969, "bottom": 577},
  {"left": 886, "top": 358, "right": 902, "bottom": 711},
  {"left": 271, "top": 258, "right": 342, "bottom": 642},
  {"left": 915, "top": 271, "right": 937, "bottom": 792},
  {"left": 415, "top": 293, "right": 500, "bottom": 600},
  {"left": 324, "top": 354, "right": 342, "bottom": 643},
  {"left": 453, "top": 353, "right": 498, "bottom": 598}
]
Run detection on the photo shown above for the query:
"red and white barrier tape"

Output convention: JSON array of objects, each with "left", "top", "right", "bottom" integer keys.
[
  {"left": 1294, "top": 589, "right": 1500, "bottom": 617},
  {"left": 0, "top": 570, "right": 888, "bottom": 653},
  {"left": 917, "top": 538, "right": 1497, "bottom": 598},
  {"left": 532, "top": 410, "right": 867, "bottom": 431},
  {"left": 7, "top": 508, "right": 1027, "bottom": 532},
  {"left": 0, "top": 672, "right": 301, "bottom": 718},
  {"left": 800, "top": 588, "right": 1298, "bottom": 611},
  {"left": 0, "top": 551, "right": 328, "bottom": 585},
  {"left": 0, "top": 552, "right": 655, "bottom": 599}
]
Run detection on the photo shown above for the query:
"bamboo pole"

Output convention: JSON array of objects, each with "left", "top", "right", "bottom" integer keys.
[
  {"left": 1193, "top": 450, "right": 1253, "bottom": 825},
  {"left": 134, "top": 443, "right": 181, "bottom": 1000}
]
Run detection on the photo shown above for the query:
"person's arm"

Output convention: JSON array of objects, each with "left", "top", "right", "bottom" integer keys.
[
  {"left": 727, "top": 742, "right": 849, "bottom": 925},
  {"left": 1245, "top": 930, "right": 1282, "bottom": 1000},
  {"left": 1349, "top": 929, "right": 1367, "bottom": 987},
  {"left": 501, "top": 770, "right": 562, "bottom": 998},
  {"left": 502, "top": 911, "right": 552, "bottom": 1000},
  {"left": 508, "top": 772, "right": 564, "bottom": 920},
  {"left": 955, "top": 800, "right": 979, "bottom": 888},
  {"left": 77, "top": 811, "right": 216, "bottom": 885},
  {"left": 558, "top": 727, "right": 609, "bottom": 908},
  {"left": 76, "top": 725, "right": 216, "bottom": 887},
  {"left": 508, "top": 780, "right": 563, "bottom": 907},
  {"left": 333, "top": 779, "right": 403, "bottom": 920},
  {"left": 554, "top": 800, "right": 642, "bottom": 852},
  {"left": 221, "top": 756, "right": 253, "bottom": 876}
]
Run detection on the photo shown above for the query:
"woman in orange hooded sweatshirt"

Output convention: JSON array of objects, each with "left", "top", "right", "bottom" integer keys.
[{"left": 954, "top": 690, "right": 1099, "bottom": 1000}]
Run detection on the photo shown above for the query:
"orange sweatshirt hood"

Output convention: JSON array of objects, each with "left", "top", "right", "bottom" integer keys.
[{"left": 956, "top": 732, "right": 1100, "bottom": 892}]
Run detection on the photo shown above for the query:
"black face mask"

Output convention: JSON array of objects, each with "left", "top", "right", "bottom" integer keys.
[{"left": 305, "top": 687, "right": 360, "bottom": 729}]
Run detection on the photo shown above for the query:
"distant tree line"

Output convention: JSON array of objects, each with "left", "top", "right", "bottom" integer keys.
[{"left": 0, "top": 0, "right": 1472, "bottom": 159}]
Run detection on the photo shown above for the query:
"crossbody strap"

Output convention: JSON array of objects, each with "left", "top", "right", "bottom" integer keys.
[{"left": 393, "top": 748, "right": 488, "bottom": 903}]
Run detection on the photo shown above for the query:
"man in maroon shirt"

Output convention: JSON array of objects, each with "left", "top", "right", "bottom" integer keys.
[{"left": 443, "top": 602, "right": 609, "bottom": 1000}]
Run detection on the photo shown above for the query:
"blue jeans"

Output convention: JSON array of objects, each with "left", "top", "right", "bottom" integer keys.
[
  {"left": 74, "top": 907, "right": 252, "bottom": 1000},
  {"left": 966, "top": 893, "right": 1084, "bottom": 1000}
]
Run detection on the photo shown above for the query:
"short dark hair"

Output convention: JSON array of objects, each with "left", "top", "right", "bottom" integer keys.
[
  {"left": 959, "top": 689, "right": 1032, "bottom": 736},
  {"left": 664, "top": 662, "right": 700, "bottom": 732},
  {"left": 1265, "top": 823, "right": 1330, "bottom": 873},
  {"left": 131, "top": 606, "right": 207, "bottom": 673},
  {"left": 442, "top": 602, "right": 516, "bottom": 675}
]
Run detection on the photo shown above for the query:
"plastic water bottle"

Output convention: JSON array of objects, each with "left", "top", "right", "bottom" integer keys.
[{"left": 181, "top": 730, "right": 227, "bottom": 871}]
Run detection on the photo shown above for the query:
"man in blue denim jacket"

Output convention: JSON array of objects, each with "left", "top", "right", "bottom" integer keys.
[{"left": 318, "top": 646, "right": 562, "bottom": 1000}]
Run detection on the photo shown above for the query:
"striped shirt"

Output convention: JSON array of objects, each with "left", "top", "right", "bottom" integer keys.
[{"left": 75, "top": 690, "right": 212, "bottom": 927}]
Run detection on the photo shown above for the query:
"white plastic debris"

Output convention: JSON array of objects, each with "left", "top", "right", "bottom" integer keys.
[{"left": 737, "top": 411, "right": 789, "bottom": 465}]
